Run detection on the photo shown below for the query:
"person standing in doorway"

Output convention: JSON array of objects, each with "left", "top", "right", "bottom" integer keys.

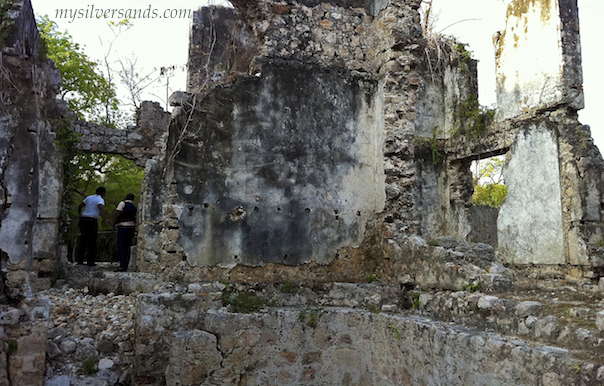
[
  {"left": 113, "top": 193, "right": 137, "bottom": 272},
  {"left": 77, "top": 186, "right": 111, "bottom": 266}
]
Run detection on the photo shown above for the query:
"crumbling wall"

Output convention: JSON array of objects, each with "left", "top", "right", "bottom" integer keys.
[
  {"left": 74, "top": 101, "right": 170, "bottom": 167},
  {"left": 133, "top": 287, "right": 600, "bottom": 386},
  {"left": 139, "top": 0, "right": 425, "bottom": 273},
  {"left": 0, "top": 1, "right": 64, "bottom": 385},
  {"left": 415, "top": 0, "right": 604, "bottom": 276}
]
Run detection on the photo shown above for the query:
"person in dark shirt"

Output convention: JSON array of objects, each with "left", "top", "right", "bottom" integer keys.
[{"left": 113, "top": 193, "right": 137, "bottom": 272}]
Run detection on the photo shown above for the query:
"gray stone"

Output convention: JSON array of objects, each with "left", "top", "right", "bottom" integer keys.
[
  {"left": 595, "top": 310, "right": 604, "bottom": 332},
  {"left": 0, "top": 309, "right": 21, "bottom": 325},
  {"left": 72, "top": 378, "right": 108, "bottom": 386},
  {"left": 75, "top": 342, "right": 97, "bottom": 361},
  {"left": 44, "top": 375, "right": 71, "bottom": 386},
  {"left": 48, "top": 326, "right": 67, "bottom": 340},
  {"left": 47, "top": 341, "right": 62, "bottom": 359},
  {"left": 477, "top": 296, "right": 499, "bottom": 310},
  {"left": 59, "top": 339, "right": 77, "bottom": 354},
  {"left": 98, "top": 358, "right": 114, "bottom": 370},
  {"left": 97, "top": 369, "right": 118, "bottom": 386},
  {"left": 515, "top": 301, "right": 542, "bottom": 318},
  {"left": 597, "top": 366, "right": 604, "bottom": 381},
  {"left": 534, "top": 316, "right": 558, "bottom": 339},
  {"left": 168, "top": 91, "right": 190, "bottom": 107}
]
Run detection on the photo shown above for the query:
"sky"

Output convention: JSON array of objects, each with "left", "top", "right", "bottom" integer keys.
[{"left": 30, "top": 0, "right": 603, "bottom": 149}]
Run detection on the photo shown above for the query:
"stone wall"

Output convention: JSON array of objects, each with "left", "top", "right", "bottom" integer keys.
[
  {"left": 133, "top": 286, "right": 601, "bottom": 386},
  {"left": 139, "top": 0, "right": 424, "bottom": 272},
  {"left": 74, "top": 101, "right": 170, "bottom": 167},
  {"left": 418, "top": 0, "right": 604, "bottom": 275}
]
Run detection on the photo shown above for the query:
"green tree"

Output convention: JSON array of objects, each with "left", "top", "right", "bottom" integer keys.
[
  {"left": 472, "top": 157, "right": 507, "bottom": 207},
  {"left": 38, "top": 16, "right": 121, "bottom": 127}
]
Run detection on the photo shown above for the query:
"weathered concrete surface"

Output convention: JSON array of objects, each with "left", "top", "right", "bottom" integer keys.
[
  {"left": 498, "top": 123, "right": 565, "bottom": 264},
  {"left": 170, "top": 67, "right": 385, "bottom": 267},
  {"left": 134, "top": 290, "right": 602, "bottom": 386},
  {"left": 494, "top": 0, "right": 583, "bottom": 120}
]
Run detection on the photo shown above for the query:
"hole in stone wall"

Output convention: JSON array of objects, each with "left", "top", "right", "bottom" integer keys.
[
  {"left": 283, "top": 254, "right": 288, "bottom": 261},
  {"left": 277, "top": 207, "right": 281, "bottom": 211},
  {"left": 254, "top": 206, "right": 259, "bottom": 211},
  {"left": 304, "top": 208, "right": 311, "bottom": 213},
  {"left": 471, "top": 154, "right": 507, "bottom": 207},
  {"left": 203, "top": 203, "right": 209, "bottom": 208}
]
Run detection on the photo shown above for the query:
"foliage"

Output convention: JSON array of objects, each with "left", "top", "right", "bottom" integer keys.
[
  {"left": 388, "top": 325, "right": 401, "bottom": 340},
  {"left": 454, "top": 43, "right": 472, "bottom": 72},
  {"left": 472, "top": 157, "right": 507, "bottom": 207},
  {"left": 0, "top": 0, "right": 17, "bottom": 44},
  {"left": 462, "top": 282, "right": 481, "bottom": 293},
  {"left": 366, "top": 274, "right": 380, "bottom": 283},
  {"left": 37, "top": 16, "right": 121, "bottom": 127},
  {"left": 298, "top": 307, "right": 322, "bottom": 328},
  {"left": 367, "top": 303, "right": 381, "bottom": 313},
  {"left": 280, "top": 281, "right": 299, "bottom": 294},
  {"left": 7, "top": 339, "right": 17, "bottom": 356},
  {"left": 452, "top": 95, "right": 495, "bottom": 136},
  {"left": 412, "top": 293, "right": 420, "bottom": 309},
  {"left": 473, "top": 183, "right": 508, "bottom": 207},
  {"left": 221, "top": 287, "right": 265, "bottom": 313},
  {"left": 83, "top": 357, "right": 98, "bottom": 375}
]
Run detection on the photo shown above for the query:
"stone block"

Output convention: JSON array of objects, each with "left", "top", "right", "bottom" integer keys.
[
  {"left": 596, "top": 310, "right": 604, "bottom": 332},
  {"left": 515, "top": 301, "right": 542, "bottom": 318}
]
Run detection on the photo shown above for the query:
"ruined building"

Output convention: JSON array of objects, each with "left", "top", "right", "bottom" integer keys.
[{"left": 1, "top": 0, "right": 604, "bottom": 385}]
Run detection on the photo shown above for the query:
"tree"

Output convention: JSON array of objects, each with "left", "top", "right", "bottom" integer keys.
[
  {"left": 38, "top": 16, "right": 121, "bottom": 127},
  {"left": 472, "top": 156, "right": 507, "bottom": 207}
]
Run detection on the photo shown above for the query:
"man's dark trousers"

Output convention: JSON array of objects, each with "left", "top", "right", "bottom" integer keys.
[{"left": 77, "top": 217, "right": 98, "bottom": 266}]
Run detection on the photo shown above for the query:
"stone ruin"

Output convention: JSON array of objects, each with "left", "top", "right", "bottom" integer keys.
[{"left": 1, "top": 0, "right": 604, "bottom": 384}]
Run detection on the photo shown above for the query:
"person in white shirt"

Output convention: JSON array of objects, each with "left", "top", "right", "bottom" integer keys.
[{"left": 77, "top": 186, "right": 111, "bottom": 266}]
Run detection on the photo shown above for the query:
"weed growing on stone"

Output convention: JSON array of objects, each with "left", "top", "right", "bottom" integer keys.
[
  {"left": 83, "top": 357, "right": 98, "bottom": 375},
  {"left": 281, "top": 282, "right": 299, "bottom": 294},
  {"left": 299, "top": 307, "right": 323, "bottom": 328},
  {"left": 451, "top": 95, "right": 495, "bottom": 137},
  {"left": 7, "top": 339, "right": 17, "bottom": 356},
  {"left": 221, "top": 286, "right": 265, "bottom": 313},
  {"left": 135, "top": 284, "right": 144, "bottom": 293},
  {"left": 462, "top": 282, "right": 481, "bottom": 293},
  {"left": 367, "top": 274, "right": 380, "bottom": 283},
  {"left": 454, "top": 43, "right": 472, "bottom": 73},
  {"left": 367, "top": 303, "right": 381, "bottom": 314},
  {"left": 388, "top": 325, "right": 401, "bottom": 340},
  {"left": 412, "top": 293, "right": 420, "bottom": 309}
]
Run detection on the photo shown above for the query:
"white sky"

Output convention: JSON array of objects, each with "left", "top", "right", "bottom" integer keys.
[{"left": 30, "top": 0, "right": 602, "bottom": 149}]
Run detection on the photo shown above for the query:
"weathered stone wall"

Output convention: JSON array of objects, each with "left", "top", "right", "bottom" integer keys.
[
  {"left": 419, "top": 0, "right": 604, "bottom": 275},
  {"left": 133, "top": 287, "right": 601, "bottom": 386},
  {"left": 73, "top": 101, "right": 170, "bottom": 167},
  {"left": 139, "top": 0, "right": 425, "bottom": 272},
  {"left": 494, "top": 0, "right": 583, "bottom": 120}
]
